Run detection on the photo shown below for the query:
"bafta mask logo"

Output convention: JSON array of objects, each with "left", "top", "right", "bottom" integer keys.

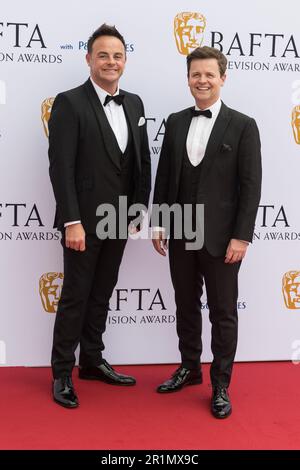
[
  {"left": 292, "top": 105, "right": 300, "bottom": 144},
  {"left": 282, "top": 271, "right": 300, "bottom": 309},
  {"left": 39, "top": 272, "right": 64, "bottom": 313},
  {"left": 41, "top": 97, "right": 54, "bottom": 138},
  {"left": 174, "top": 12, "right": 207, "bottom": 56}
]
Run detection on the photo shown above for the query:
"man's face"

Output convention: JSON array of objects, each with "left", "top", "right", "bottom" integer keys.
[
  {"left": 86, "top": 35, "right": 126, "bottom": 93},
  {"left": 188, "top": 58, "right": 226, "bottom": 109}
]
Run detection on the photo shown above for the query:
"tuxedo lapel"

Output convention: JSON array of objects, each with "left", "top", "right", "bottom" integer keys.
[
  {"left": 121, "top": 92, "right": 141, "bottom": 173},
  {"left": 84, "top": 79, "right": 121, "bottom": 170},
  {"left": 174, "top": 109, "right": 193, "bottom": 188},
  {"left": 199, "top": 102, "right": 232, "bottom": 187}
]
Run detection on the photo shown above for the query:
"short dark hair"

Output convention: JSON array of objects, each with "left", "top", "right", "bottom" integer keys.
[
  {"left": 187, "top": 46, "right": 227, "bottom": 76},
  {"left": 87, "top": 24, "right": 126, "bottom": 54}
]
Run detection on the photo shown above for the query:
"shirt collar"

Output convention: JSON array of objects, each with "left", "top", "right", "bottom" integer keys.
[
  {"left": 90, "top": 77, "right": 120, "bottom": 106},
  {"left": 195, "top": 98, "right": 221, "bottom": 118}
]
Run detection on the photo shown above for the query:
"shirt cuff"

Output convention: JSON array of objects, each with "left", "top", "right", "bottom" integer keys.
[
  {"left": 239, "top": 239, "right": 250, "bottom": 245},
  {"left": 152, "top": 227, "right": 166, "bottom": 234},
  {"left": 64, "top": 220, "right": 81, "bottom": 227}
]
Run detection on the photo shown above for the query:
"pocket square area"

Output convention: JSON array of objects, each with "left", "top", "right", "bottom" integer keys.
[
  {"left": 138, "top": 117, "right": 146, "bottom": 126},
  {"left": 221, "top": 143, "right": 232, "bottom": 152}
]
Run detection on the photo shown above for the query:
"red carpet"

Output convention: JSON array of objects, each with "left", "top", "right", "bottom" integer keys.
[{"left": 0, "top": 362, "right": 299, "bottom": 450}]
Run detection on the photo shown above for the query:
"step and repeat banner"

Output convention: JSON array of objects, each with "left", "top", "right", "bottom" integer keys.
[{"left": 1, "top": 0, "right": 300, "bottom": 366}]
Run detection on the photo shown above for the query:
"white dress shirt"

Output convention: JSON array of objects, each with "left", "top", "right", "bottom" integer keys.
[
  {"left": 152, "top": 99, "right": 221, "bottom": 234},
  {"left": 186, "top": 98, "right": 221, "bottom": 166},
  {"left": 65, "top": 78, "right": 128, "bottom": 227},
  {"left": 90, "top": 77, "right": 128, "bottom": 153},
  {"left": 153, "top": 98, "right": 249, "bottom": 245}
]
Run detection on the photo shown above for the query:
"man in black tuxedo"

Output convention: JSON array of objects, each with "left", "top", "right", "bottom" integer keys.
[
  {"left": 152, "top": 46, "right": 261, "bottom": 418},
  {"left": 48, "top": 24, "right": 151, "bottom": 408}
]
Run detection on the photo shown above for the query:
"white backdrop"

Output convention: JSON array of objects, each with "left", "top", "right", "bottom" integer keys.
[{"left": 1, "top": 0, "right": 300, "bottom": 366}]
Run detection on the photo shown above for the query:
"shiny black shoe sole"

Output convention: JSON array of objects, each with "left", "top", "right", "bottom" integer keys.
[
  {"left": 211, "top": 407, "right": 232, "bottom": 419},
  {"left": 53, "top": 397, "right": 79, "bottom": 409},
  {"left": 157, "top": 376, "right": 203, "bottom": 393},
  {"left": 78, "top": 372, "right": 136, "bottom": 386}
]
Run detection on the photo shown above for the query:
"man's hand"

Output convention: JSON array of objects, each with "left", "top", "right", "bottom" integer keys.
[
  {"left": 65, "top": 223, "right": 86, "bottom": 251},
  {"left": 128, "top": 219, "right": 143, "bottom": 235},
  {"left": 152, "top": 230, "right": 168, "bottom": 256},
  {"left": 225, "top": 238, "right": 248, "bottom": 264}
]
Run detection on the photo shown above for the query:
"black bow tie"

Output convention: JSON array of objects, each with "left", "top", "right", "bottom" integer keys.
[
  {"left": 191, "top": 108, "right": 212, "bottom": 118},
  {"left": 104, "top": 94, "right": 125, "bottom": 106}
]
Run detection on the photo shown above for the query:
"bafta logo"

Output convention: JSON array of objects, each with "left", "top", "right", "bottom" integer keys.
[
  {"left": 292, "top": 105, "right": 300, "bottom": 144},
  {"left": 41, "top": 97, "right": 54, "bottom": 138},
  {"left": 174, "top": 12, "right": 206, "bottom": 56},
  {"left": 39, "top": 272, "right": 64, "bottom": 313},
  {"left": 282, "top": 271, "right": 300, "bottom": 309}
]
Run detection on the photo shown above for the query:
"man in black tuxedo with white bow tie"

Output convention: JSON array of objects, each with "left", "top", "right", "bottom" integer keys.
[
  {"left": 152, "top": 46, "right": 261, "bottom": 418},
  {"left": 48, "top": 24, "right": 151, "bottom": 408}
]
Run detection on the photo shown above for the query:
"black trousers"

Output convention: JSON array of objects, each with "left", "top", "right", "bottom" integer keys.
[
  {"left": 169, "top": 239, "right": 241, "bottom": 387},
  {"left": 51, "top": 234, "right": 127, "bottom": 379}
]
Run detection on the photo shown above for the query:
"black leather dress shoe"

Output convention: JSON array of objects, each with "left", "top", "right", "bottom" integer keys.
[
  {"left": 78, "top": 359, "right": 136, "bottom": 386},
  {"left": 53, "top": 376, "right": 79, "bottom": 409},
  {"left": 211, "top": 386, "right": 232, "bottom": 419},
  {"left": 156, "top": 366, "right": 202, "bottom": 393}
]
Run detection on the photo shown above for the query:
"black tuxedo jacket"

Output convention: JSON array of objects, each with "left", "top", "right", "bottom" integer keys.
[
  {"left": 48, "top": 78, "right": 151, "bottom": 232},
  {"left": 153, "top": 102, "right": 262, "bottom": 256}
]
